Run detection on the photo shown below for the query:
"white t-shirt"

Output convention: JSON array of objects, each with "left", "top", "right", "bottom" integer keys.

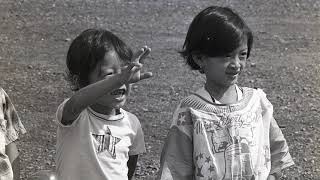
[{"left": 55, "top": 99, "right": 146, "bottom": 180}]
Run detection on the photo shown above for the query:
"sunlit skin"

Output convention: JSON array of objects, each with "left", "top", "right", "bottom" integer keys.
[
  {"left": 62, "top": 46, "right": 152, "bottom": 125},
  {"left": 194, "top": 40, "right": 248, "bottom": 104},
  {"left": 88, "top": 50, "right": 130, "bottom": 115},
  {"left": 87, "top": 47, "right": 152, "bottom": 116}
]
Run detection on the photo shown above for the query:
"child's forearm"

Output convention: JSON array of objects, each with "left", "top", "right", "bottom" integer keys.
[
  {"left": 268, "top": 172, "right": 282, "bottom": 180},
  {"left": 128, "top": 155, "right": 138, "bottom": 180},
  {"left": 5, "top": 142, "right": 20, "bottom": 180},
  {"left": 12, "top": 156, "right": 20, "bottom": 180},
  {"left": 62, "top": 74, "right": 124, "bottom": 124}
]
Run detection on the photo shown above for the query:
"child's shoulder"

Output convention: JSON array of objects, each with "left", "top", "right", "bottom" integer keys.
[
  {"left": 240, "top": 86, "right": 273, "bottom": 108},
  {"left": 178, "top": 88, "right": 211, "bottom": 110},
  {"left": 121, "top": 109, "right": 136, "bottom": 117},
  {"left": 240, "top": 86, "right": 267, "bottom": 97},
  {"left": 0, "top": 87, "right": 6, "bottom": 94},
  {"left": 121, "top": 109, "right": 143, "bottom": 130},
  {"left": 121, "top": 109, "right": 140, "bottom": 122}
]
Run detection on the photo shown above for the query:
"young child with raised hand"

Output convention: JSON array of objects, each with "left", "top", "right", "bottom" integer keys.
[
  {"left": 0, "top": 87, "right": 26, "bottom": 180},
  {"left": 158, "top": 6, "right": 294, "bottom": 180},
  {"left": 55, "top": 29, "right": 152, "bottom": 180}
]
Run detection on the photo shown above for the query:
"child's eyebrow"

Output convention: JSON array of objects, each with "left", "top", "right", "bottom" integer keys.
[{"left": 239, "top": 48, "right": 248, "bottom": 51}]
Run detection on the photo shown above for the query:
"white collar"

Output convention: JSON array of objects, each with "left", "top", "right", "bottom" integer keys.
[{"left": 88, "top": 107, "right": 124, "bottom": 121}]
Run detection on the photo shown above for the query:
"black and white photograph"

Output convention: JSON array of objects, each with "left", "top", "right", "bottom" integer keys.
[{"left": 0, "top": 0, "right": 319, "bottom": 179}]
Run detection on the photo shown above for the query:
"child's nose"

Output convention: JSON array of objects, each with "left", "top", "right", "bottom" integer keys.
[{"left": 229, "top": 58, "right": 241, "bottom": 69}]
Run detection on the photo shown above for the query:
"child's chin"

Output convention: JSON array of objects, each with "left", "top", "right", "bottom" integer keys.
[{"left": 112, "top": 100, "right": 126, "bottom": 108}]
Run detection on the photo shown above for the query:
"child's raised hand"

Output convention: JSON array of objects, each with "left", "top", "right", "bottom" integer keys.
[{"left": 122, "top": 46, "right": 153, "bottom": 84}]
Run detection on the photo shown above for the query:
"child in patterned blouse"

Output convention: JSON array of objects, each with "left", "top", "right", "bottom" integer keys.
[{"left": 158, "top": 6, "right": 294, "bottom": 180}]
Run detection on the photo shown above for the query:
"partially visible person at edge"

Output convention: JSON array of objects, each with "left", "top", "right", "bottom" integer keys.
[
  {"left": 0, "top": 87, "right": 26, "bottom": 180},
  {"left": 157, "top": 6, "right": 294, "bottom": 180},
  {"left": 55, "top": 29, "right": 152, "bottom": 180}
]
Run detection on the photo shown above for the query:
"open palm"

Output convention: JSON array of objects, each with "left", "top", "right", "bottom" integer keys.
[{"left": 121, "top": 46, "right": 153, "bottom": 84}]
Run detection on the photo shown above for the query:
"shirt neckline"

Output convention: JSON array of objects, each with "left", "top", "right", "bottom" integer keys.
[
  {"left": 210, "top": 85, "right": 243, "bottom": 104},
  {"left": 187, "top": 86, "right": 254, "bottom": 114},
  {"left": 88, "top": 107, "right": 125, "bottom": 121}
]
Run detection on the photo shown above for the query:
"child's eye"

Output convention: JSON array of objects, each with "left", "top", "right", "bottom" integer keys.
[
  {"left": 241, "top": 52, "right": 248, "bottom": 56},
  {"left": 239, "top": 52, "right": 248, "bottom": 60},
  {"left": 102, "top": 72, "right": 113, "bottom": 76}
]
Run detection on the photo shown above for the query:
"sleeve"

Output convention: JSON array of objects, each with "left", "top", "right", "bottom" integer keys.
[
  {"left": 55, "top": 98, "right": 78, "bottom": 127},
  {"left": 128, "top": 117, "right": 146, "bottom": 155},
  {"left": 0, "top": 88, "right": 26, "bottom": 145},
  {"left": 157, "top": 104, "right": 194, "bottom": 180},
  {"left": 258, "top": 89, "right": 295, "bottom": 174},
  {"left": 269, "top": 117, "right": 295, "bottom": 174}
]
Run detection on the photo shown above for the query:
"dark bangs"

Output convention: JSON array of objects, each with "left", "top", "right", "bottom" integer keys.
[
  {"left": 199, "top": 13, "right": 249, "bottom": 57},
  {"left": 91, "top": 30, "right": 133, "bottom": 65},
  {"left": 66, "top": 29, "right": 133, "bottom": 90}
]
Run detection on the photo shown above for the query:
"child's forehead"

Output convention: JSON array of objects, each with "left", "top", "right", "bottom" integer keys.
[
  {"left": 237, "top": 40, "right": 248, "bottom": 50},
  {"left": 230, "top": 37, "right": 248, "bottom": 51},
  {"left": 99, "top": 51, "right": 129, "bottom": 66},
  {"left": 225, "top": 43, "right": 247, "bottom": 56}
]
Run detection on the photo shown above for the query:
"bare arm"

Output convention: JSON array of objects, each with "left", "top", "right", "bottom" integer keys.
[
  {"left": 127, "top": 155, "right": 138, "bottom": 180},
  {"left": 62, "top": 73, "right": 126, "bottom": 125},
  {"left": 6, "top": 142, "right": 19, "bottom": 180},
  {"left": 267, "top": 173, "right": 282, "bottom": 180},
  {"left": 62, "top": 47, "right": 152, "bottom": 125}
]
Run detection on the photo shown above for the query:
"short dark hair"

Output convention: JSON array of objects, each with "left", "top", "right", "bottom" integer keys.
[
  {"left": 66, "top": 29, "right": 133, "bottom": 91},
  {"left": 180, "top": 6, "right": 253, "bottom": 70}
]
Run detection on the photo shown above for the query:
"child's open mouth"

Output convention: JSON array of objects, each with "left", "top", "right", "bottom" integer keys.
[
  {"left": 225, "top": 71, "right": 241, "bottom": 80},
  {"left": 225, "top": 70, "right": 240, "bottom": 76},
  {"left": 110, "top": 88, "right": 126, "bottom": 96}
]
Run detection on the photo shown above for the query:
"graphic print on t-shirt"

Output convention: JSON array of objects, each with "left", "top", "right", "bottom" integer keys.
[
  {"left": 191, "top": 110, "right": 263, "bottom": 180},
  {"left": 92, "top": 126, "right": 121, "bottom": 159}
]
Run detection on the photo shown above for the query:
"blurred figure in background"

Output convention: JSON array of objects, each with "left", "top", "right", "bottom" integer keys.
[{"left": 0, "top": 87, "right": 26, "bottom": 180}]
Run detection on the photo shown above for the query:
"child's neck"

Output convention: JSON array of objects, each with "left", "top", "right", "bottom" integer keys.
[
  {"left": 205, "top": 83, "right": 238, "bottom": 104},
  {"left": 90, "top": 104, "right": 120, "bottom": 116}
]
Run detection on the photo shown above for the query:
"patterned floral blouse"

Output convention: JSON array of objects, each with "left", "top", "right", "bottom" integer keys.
[
  {"left": 158, "top": 87, "right": 294, "bottom": 180},
  {"left": 0, "top": 88, "right": 26, "bottom": 179}
]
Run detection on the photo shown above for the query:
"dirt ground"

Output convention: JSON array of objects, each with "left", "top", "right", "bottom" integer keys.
[{"left": 0, "top": 0, "right": 319, "bottom": 179}]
